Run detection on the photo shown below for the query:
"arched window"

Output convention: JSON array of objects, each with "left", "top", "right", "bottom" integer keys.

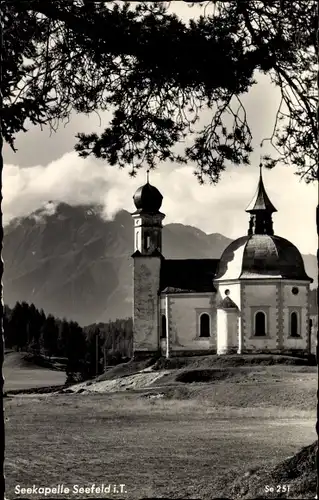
[
  {"left": 200, "top": 313, "right": 210, "bottom": 337},
  {"left": 144, "top": 232, "right": 151, "bottom": 251},
  {"left": 290, "top": 312, "right": 299, "bottom": 337},
  {"left": 161, "top": 315, "right": 167, "bottom": 338},
  {"left": 254, "top": 311, "right": 266, "bottom": 336}
]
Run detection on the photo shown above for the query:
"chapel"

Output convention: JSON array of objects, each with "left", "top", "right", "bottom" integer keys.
[{"left": 131, "top": 168, "right": 313, "bottom": 358}]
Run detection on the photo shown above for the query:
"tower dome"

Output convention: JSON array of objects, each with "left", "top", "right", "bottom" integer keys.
[
  {"left": 215, "top": 234, "right": 312, "bottom": 281},
  {"left": 133, "top": 171, "right": 163, "bottom": 213},
  {"left": 215, "top": 167, "right": 312, "bottom": 283}
]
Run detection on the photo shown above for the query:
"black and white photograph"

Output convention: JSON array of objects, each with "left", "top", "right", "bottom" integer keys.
[{"left": 1, "top": 1, "right": 318, "bottom": 499}]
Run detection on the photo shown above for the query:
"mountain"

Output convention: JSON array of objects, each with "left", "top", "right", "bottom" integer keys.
[{"left": 3, "top": 203, "right": 317, "bottom": 326}]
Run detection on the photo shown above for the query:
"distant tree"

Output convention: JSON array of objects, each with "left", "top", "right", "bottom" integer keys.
[
  {"left": 85, "top": 326, "right": 103, "bottom": 377},
  {"left": 25, "top": 303, "right": 36, "bottom": 351},
  {"left": 9, "top": 302, "right": 28, "bottom": 351},
  {"left": 108, "top": 318, "right": 133, "bottom": 358},
  {"left": 3, "top": 306, "right": 13, "bottom": 349},
  {"left": 86, "top": 318, "right": 133, "bottom": 365},
  {"left": 57, "top": 319, "right": 69, "bottom": 357},
  {"left": 40, "top": 314, "right": 59, "bottom": 358},
  {"left": 39, "top": 309, "right": 46, "bottom": 325},
  {"left": 20, "top": 302, "right": 32, "bottom": 348},
  {"left": 32, "top": 305, "right": 46, "bottom": 354},
  {"left": 65, "top": 321, "right": 87, "bottom": 379},
  {"left": 26, "top": 322, "right": 32, "bottom": 351},
  {"left": 3, "top": 306, "right": 11, "bottom": 318}
]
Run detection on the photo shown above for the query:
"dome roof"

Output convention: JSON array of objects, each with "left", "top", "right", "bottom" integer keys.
[
  {"left": 133, "top": 182, "right": 163, "bottom": 213},
  {"left": 215, "top": 234, "right": 312, "bottom": 282}
]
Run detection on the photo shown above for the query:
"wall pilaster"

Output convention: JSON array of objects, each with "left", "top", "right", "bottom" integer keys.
[{"left": 276, "top": 282, "right": 284, "bottom": 349}]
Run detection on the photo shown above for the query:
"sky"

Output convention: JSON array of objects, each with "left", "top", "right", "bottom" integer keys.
[{"left": 3, "top": 2, "right": 318, "bottom": 255}]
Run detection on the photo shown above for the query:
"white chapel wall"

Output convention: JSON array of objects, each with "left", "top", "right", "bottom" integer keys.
[
  {"left": 242, "top": 282, "right": 278, "bottom": 351},
  {"left": 160, "top": 293, "right": 216, "bottom": 353},
  {"left": 282, "top": 283, "right": 309, "bottom": 352}
]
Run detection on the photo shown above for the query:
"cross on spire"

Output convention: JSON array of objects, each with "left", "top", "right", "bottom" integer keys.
[{"left": 146, "top": 169, "right": 150, "bottom": 184}]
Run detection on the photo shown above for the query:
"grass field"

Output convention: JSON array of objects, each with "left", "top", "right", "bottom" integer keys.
[
  {"left": 3, "top": 351, "right": 66, "bottom": 392},
  {"left": 4, "top": 361, "right": 317, "bottom": 499}
]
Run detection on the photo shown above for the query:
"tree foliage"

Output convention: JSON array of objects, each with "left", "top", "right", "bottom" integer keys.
[
  {"left": 85, "top": 318, "right": 133, "bottom": 359},
  {"left": 40, "top": 314, "right": 59, "bottom": 357},
  {"left": 3, "top": 302, "right": 133, "bottom": 377},
  {"left": 2, "top": 0, "right": 317, "bottom": 183}
]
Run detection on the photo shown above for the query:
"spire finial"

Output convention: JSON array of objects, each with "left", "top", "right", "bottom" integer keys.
[
  {"left": 259, "top": 159, "right": 263, "bottom": 178},
  {"left": 146, "top": 169, "right": 150, "bottom": 184}
]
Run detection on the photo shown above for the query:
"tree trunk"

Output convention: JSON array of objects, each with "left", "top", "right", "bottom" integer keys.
[{"left": 0, "top": 37, "right": 6, "bottom": 496}]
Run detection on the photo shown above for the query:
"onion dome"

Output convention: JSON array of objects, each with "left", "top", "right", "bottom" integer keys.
[{"left": 133, "top": 170, "right": 163, "bottom": 213}]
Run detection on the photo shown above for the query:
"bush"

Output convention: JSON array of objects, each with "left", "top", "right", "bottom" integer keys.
[
  {"left": 66, "top": 372, "right": 87, "bottom": 384},
  {"left": 104, "top": 351, "right": 130, "bottom": 367}
]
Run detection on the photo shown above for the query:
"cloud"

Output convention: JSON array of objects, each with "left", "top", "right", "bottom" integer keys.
[
  {"left": 3, "top": 151, "right": 317, "bottom": 255},
  {"left": 155, "top": 164, "right": 317, "bottom": 256}
]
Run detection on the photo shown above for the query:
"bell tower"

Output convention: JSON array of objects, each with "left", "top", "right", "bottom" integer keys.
[
  {"left": 246, "top": 165, "right": 277, "bottom": 235},
  {"left": 131, "top": 171, "right": 165, "bottom": 359}
]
